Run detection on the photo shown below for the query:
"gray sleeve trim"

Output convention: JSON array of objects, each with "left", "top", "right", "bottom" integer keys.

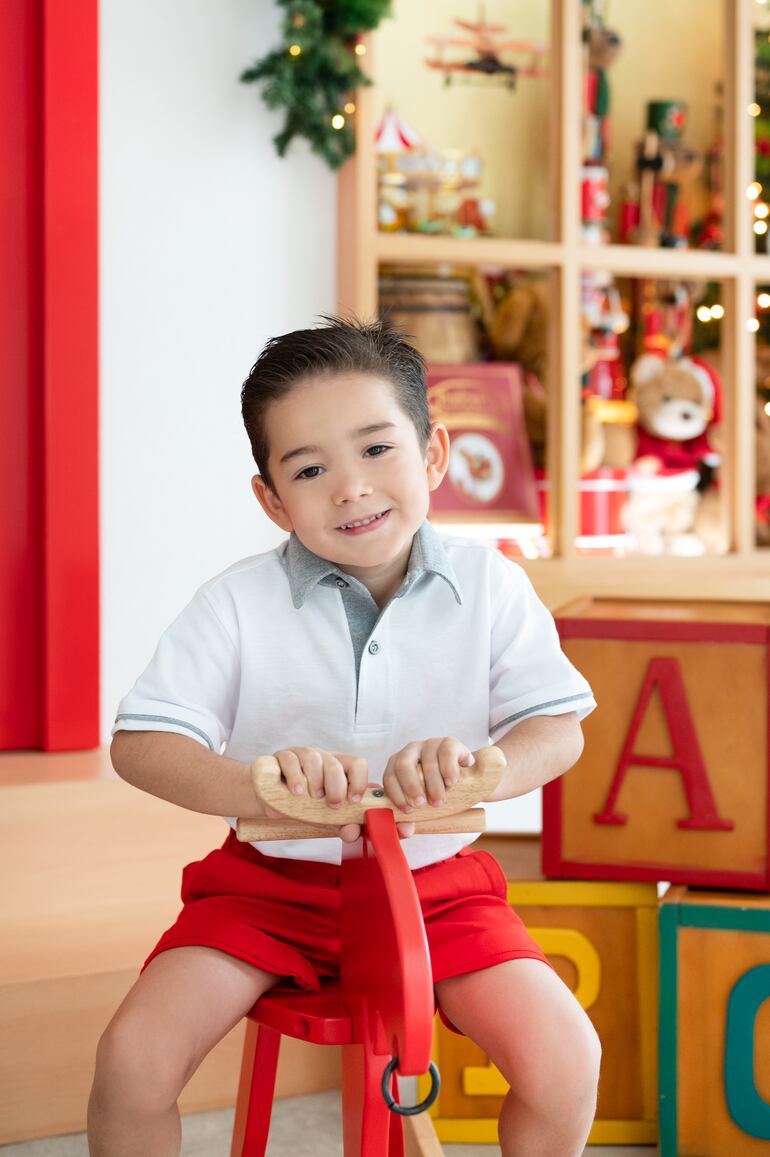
[
  {"left": 114, "top": 713, "right": 215, "bottom": 751},
  {"left": 491, "top": 692, "right": 594, "bottom": 734}
]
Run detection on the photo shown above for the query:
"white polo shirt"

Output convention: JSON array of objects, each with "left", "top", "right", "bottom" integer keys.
[{"left": 114, "top": 522, "right": 595, "bottom": 868}]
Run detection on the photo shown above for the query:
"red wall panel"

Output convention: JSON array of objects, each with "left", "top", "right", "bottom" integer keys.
[
  {"left": 0, "top": 0, "right": 44, "bottom": 747},
  {"left": 0, "top": 0, "right": 99, "bottom": 752}
]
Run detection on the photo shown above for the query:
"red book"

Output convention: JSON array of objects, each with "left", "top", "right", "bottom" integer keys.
[{"left": 426, "top": 363, "right": 538, "bottom": 522}]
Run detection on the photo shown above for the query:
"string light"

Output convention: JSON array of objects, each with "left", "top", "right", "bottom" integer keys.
[
  {"left": 354, "top": 43, "right": 366, "bottom": 55},
  {"left": 758, "top": 293, "right": 770, "bottom": 309},
  {"left": 756, "top": 203, "right": 770, "bottom": 219},
  {"left": 747, "top": 318, "right": 761, "bottom": 332},
  {"left": 288, "top": 44, "right": 301, "bottom": 57},
  {"left": 711, "top": 303, "right": 725, "bottom": 319},
  {"left": 696, "top": 305, "right": 712, "bottom": 322},
  {"left": 748, "top": 182, "right": 762, "bottom": 200},
  {"left": 754, "top": 220, "right": 769, "bottom": 235},
  {"left": 749, "top": 103, "right": 762, "bottom": 117},
  {"left": 331, "top": 114, "right": 345, "bottom": 130},
  {"left": 344, "top": 102, "right": 356, "bottom": 115}
]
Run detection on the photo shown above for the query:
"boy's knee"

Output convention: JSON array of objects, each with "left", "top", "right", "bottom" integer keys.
[
  {"left": 514, "top": 1009, "right": 601, "bottom": 1122},
  {"left": 92, "top": 1015, "right": 189, "bottom": 1114},
  {"left": 551, "top": 1015, "right": 602, "bottom": 1118}
]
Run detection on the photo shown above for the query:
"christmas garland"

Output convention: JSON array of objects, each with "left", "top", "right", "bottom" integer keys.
[{"left": 241, "top": 0, "right": 391, "bottom": 170}]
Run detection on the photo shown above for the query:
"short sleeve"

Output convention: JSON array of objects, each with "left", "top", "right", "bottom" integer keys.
[
  {"left": 488, "top": 562, "right": 595, "bottom": 738},
  {"left": 112, "top": 587, "right": 239, "bottom": 752}
]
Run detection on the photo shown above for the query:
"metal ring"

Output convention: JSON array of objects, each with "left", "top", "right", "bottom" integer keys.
[{"left": 380, "top": 1058, "right": 441, "bottom": 1116}]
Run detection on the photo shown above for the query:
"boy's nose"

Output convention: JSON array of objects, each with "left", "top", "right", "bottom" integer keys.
[{"left": 333, "top": 474, "right": 374, "bottom": 504}]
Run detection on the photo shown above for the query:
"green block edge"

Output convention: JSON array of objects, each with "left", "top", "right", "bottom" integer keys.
[{"left": 659, "top": 903, "right": 679, "bottom": 1157}]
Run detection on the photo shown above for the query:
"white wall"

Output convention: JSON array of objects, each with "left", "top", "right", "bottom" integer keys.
[
  {"left": 99, "top": 0, "right": 337, "bottom": 738},
  {"left": 98, "top": 0, "right": 537, "bottom": 831}
]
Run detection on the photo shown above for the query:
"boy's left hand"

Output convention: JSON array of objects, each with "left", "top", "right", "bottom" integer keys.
[{"left": 383, "top": 737, "right": 476, "bottom": 814}]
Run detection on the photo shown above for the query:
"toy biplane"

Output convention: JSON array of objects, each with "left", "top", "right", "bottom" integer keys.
[{"left": 425, "top": 4, "right": 548, "bottom": 90}]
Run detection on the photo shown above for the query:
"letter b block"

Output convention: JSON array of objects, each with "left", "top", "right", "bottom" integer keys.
[
  {"left": 543, "top": 598, "right": 770, "bottom": 889},
  {"left": 659, "top": 886, "right": 770, "bottom": 1156},
  {"left": 420, "top": 836, "right": 658, "bottom": 1146}
]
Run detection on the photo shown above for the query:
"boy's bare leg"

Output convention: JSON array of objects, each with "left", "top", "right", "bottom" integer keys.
[
  {"left": 87, "top": 946, "right": 280, "bottom": 1157},
  {"left": 435, "top": 958, "right": 601, "bottom": 1157}
]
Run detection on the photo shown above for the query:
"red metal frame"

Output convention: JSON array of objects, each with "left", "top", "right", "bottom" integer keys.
[
  {"left": 42, "top": 0, "right": 100, "bottom": 749},
  {"left": 1, "top": 2, "right": 99, "bottom": 750},
  {"left": 542, "top": 612, "right": 770, "bottom": 891}
]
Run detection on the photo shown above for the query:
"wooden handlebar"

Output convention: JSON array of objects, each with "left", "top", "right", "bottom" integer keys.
[{"left": 235, "top": 744, "right": 506, "bottom": 842}]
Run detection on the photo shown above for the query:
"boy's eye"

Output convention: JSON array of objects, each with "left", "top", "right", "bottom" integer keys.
[
  {"left": 365, "top": 444, "right": 391, "bottom": 457},
  {"left": 295, "top": 465, "right": 323, "bottom": 480}
]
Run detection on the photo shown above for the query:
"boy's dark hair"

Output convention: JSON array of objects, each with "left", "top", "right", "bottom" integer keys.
[{"left": 241, "top": 316, "right": 431, "bottom": 490}]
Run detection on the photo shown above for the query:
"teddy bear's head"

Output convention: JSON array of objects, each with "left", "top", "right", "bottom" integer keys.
[{"left": 629, "top": 354, "right": 715, "bottom": 442}]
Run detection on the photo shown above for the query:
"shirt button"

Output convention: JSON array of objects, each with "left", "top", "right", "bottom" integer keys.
[
  {"left": 336, "top": 578, "right": 347, "bottom": 588},
  {"left": 368, "top": 639, "right": 380, "bottom": 655}
]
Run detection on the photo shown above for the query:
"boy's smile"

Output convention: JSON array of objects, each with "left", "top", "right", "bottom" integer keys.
[{"left": 251, "top": 373, "right": 449, "bottom": 605}]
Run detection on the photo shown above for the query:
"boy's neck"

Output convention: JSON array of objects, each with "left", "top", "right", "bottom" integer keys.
[{"left": 337, "top": 538, "right": 414, "bottom": 610}]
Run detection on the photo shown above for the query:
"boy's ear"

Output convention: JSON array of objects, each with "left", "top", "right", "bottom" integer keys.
[
  {"left": 424, "top": 423, "right": 450, "bottom": 492},
  {"left": 251, "top": 475, "right": 294, "bottom": 532}
]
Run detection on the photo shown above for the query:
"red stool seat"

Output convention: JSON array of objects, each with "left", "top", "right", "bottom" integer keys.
[{"left": 249, "top": 982, "right": 353, "bottom": 1046}]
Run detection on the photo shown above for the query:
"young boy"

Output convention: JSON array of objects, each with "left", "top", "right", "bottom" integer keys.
[{"left": 88, "top": 318, "right": 600, "bottom": 1157}]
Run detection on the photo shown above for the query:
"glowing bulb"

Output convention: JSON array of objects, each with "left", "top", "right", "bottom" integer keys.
[
  {"left": 331, "top": 114, "right": 345, "bottom": 130},
  {"left": 344, "top": 102, "right": 356, "bottom": 114},
  {"left": 756, "top": 203, "right": 770, "bottom": 219},
  {"left": 748, "top": 182, "right": 762, "bottom": 200},
  {"left": 765, "top": 401, "right": 770, "bottom": 417},
  {"left": 354, "top": 43, "right": 366, "bottom": 55},
  {"left": 748, "top": 318, "right": 760, "bottom": 331},
  {"left": 749, "top": 103, "right": 762, "bottom": 117},
  {"left": 759, "top": 293, "right": 770, "bottom": 309},
  {"left": 755, "top": 220, "right": 769, "bottom": 235},
  {"left": 696, "top": 305, "right": 712, "bottom": 322},
  {"left": 289, "top": 44, "right": 301, "bottom": 57},
  {"left": 711, "top": 303, "right": 725, "bottom": 319}
]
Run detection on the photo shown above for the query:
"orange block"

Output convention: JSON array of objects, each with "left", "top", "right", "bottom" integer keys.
[
  {"left": 659, "top": 886, "right": 770, "bottom": 1156},
  {"left": 544, "top": 598, "right": 770, "bottom": 890}
]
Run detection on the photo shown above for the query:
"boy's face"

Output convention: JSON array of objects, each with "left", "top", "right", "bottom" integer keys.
[{"left": 252, "top": 373, "right": 449, "bottom": 584}]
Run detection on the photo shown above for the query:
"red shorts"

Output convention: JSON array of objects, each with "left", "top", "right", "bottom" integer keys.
[{"left": 143, "top": 832, "right": 549, "bottom": 1028}]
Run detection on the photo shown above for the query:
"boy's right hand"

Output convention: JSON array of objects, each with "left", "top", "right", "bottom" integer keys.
[
  {"left": 270, "top": 747, "right": 416, "bottom": 843},
  {"left": 272, "top": 746, "right": 368, "bottom": 843}
]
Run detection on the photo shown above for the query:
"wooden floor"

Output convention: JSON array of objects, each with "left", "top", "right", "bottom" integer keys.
[{"left": 0, "top": 749, "right": 341, "bottom": 1146}]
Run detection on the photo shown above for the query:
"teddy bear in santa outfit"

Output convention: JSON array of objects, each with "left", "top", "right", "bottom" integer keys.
[{"left": 622, "top": 353, "right": 721, "bottom": 555}]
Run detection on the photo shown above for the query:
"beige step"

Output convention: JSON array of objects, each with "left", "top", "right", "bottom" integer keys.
[{"left": 0, "top": 764, "right": 340, "bottom": 1144}]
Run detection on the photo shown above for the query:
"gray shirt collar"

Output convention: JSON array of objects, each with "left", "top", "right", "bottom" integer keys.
[{"left": 282, "top": 521, "right": 462, "bottom": 609}]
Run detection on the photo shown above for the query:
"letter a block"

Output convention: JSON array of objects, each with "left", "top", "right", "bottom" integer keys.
[
  {"left": 659, "top": 886, "right": 770, "bottom": 1156},
  {"left": 543, "top": 598, "right": 770, "bottom": 889},
  {"left": 419, "top": 836, "right": 658, "bottom": 1146}
]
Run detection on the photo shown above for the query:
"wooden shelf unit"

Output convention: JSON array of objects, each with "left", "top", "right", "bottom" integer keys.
[{"left": 336, "top": 0, "right": 770, "bottom": 605}]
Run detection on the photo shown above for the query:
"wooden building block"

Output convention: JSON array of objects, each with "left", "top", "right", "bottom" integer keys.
[
  {"left": 419, "top": 836, "right": 658, "bottom": 1146},
  {"left": 659, "top": 886, "right": 770, "bottom": 1156},
  {"left": 543, "top": 598, "right": 770, "bottom": 890}
]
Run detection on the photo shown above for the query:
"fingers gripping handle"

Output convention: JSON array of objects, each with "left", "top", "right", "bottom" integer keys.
[{"left": 235, "top": 745, "right": 506, "bottom": 842}]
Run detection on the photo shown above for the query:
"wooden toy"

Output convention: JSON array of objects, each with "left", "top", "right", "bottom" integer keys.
[
  {"left": 543, "top": 598, "right": 770, "bottom": 890},
  {"left": 231, "top": 747, "right": 505, "bottom": 1156},
  {"left": 659, "top": 885, "right": 770, "bottom": 1156},
  {"left": 418, "top": 835, "right": 658, "bottom": 1147}
]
